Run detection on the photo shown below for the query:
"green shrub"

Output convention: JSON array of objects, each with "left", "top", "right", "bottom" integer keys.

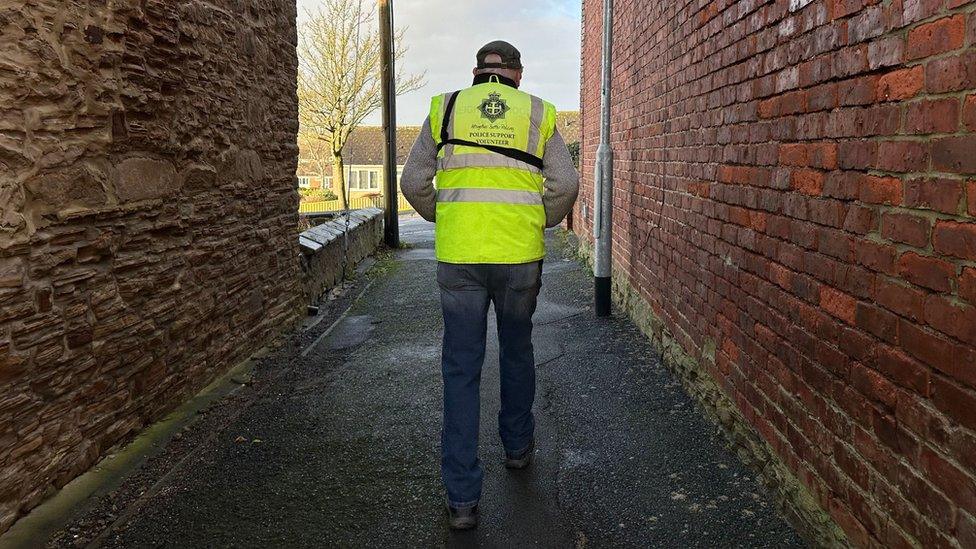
[
  {"left": 299, "top": 188, "right": 338, "bottom": 202},
  {"left": 567, "top": 141, "right": 580, "bottom": 169}
]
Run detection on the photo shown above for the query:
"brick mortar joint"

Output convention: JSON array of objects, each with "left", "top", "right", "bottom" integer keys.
[{"left": 574, "top": 236, "right": 850, "bottom": 549}]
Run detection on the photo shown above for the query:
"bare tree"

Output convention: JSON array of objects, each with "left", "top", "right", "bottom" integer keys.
[
  {"left": 298, "top": 0, "right": 424, "bottom": 209},
  {"left": 298, "top": 132, "right": 337, "bottom": 199}
]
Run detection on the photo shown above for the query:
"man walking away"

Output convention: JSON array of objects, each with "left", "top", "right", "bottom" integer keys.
[{"left": 400, "top": 40, "right": 580, "bottom": 530}]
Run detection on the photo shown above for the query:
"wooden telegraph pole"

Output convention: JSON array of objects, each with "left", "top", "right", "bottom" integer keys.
[{"left": 379, "top": 0, "right": 399, "bottom": 248}]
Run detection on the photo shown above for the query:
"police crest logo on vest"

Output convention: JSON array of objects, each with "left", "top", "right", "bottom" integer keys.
[{"left": 479, "top": 92, "right": 510, "bottom": 123}]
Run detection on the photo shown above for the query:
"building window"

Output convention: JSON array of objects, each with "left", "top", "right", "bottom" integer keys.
[
  {"left": 349, "top": 168, "right": 380, "bottom": 191},
  {"left": 298, "top": 176, "right": 312, "bottom": 189}
]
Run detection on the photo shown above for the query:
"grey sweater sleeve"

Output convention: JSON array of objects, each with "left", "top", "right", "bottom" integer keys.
[
  {"left": 400, "top": 117, "right": 438, "bottom": 222},
  {"left": 542, "top": 130, "right": 580, "bottom": 228}
]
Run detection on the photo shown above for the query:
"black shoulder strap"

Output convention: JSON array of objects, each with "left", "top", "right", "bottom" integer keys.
[
  {"left": 440, "top": 91, "right": 460, "bottom": 144},
  {"left": 437, "top": 90, "right": 544, "bottom": 171}
]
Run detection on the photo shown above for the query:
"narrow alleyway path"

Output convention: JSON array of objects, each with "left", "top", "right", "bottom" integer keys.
[{"left": 61, "top": 218, "right": 803, "bottom": 548}]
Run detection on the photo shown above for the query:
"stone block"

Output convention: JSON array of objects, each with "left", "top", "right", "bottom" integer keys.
[
  {"left": 25, "top": 163, "right": 109, "bottom": 211},
  {"left": 0, "top": 344, "right": 29, "bottom": 385},
  {"left": 11, "top": 314, "right": 64, "bottom": 349},
  {"left": 0, "top": 258, "right": 25, "bottom": 288},
  {"left": 305, "top": 226, "right": 339, "bottom": 245},
  {"left": 0, "top": 184, "right": 27, "bottom": 245},
  {"left": 0, "top": 289, "right": 34, "bottom": 323},
  {"left": 181, "top": 164, "right": 217, "bottom": 196},
  {"left": 114, "top": 158, "right": 178, "bottom": 202},
  {"left": 0, "top": 135, "right": 30, "bottom": 171},
  {"left": 219, "top": 149, "right": 265, "bottom": 184},
  {"left": 299, "top": 236, "right": 321, "bottom": 254}
]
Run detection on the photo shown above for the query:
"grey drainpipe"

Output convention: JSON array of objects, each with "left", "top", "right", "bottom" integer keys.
[{"left": 593, "top": 0, "right": 614, "bottom": 317}]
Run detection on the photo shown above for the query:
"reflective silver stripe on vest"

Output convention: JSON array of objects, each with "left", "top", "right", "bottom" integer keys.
[
  {"left": 437, "top": 153, "right": 543, "bottom": 174},
  {"left": 438, "top": 188, "right": 543, "bottom": 205},
  {"left": 525, "top": 96, "right": 545, "bottom": 157},
  {"left": 440, "top": 92, "right": 450, "bottom": 117}
]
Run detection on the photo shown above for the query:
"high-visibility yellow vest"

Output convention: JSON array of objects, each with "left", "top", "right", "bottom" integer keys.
[{"left": 429, "top": 78, "right": 557, "bottom": 264}]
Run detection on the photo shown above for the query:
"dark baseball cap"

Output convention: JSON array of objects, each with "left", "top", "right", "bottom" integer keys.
[{"left": 476, "top": 40, "right": 523, "bottom": 70}]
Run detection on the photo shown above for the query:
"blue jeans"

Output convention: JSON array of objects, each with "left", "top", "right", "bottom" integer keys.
[{"left": 437, "top": 260, "right": 542, "bottom": 508}]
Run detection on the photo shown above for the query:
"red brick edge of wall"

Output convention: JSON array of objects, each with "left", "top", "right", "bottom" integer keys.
[{"left": 578, "top": 1, "right": 976, "bottom": 547}]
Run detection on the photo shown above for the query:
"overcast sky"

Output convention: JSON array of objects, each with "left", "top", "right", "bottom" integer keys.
[{"left": 296, "top": 0, "right": 583, "bottom": 125}]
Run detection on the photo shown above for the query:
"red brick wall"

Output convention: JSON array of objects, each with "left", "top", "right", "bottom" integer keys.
[{"left": 578, "top": 1, "right": 976, "bottom": 546}]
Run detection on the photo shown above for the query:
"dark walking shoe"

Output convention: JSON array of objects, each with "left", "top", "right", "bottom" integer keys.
[
  {"left": 446, "top": 504, "right": 479, "bottom": 530},
  {"left": 504, "top": 440, "right": 535, "bottom": 469}
]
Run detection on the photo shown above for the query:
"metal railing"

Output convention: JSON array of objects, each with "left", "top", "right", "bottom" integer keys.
[{"left": 299, "top": 193, "right": 414, "bottom": 214}]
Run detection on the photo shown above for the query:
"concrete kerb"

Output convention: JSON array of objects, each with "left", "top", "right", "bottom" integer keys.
[
  {"left": 572, "top": 235, "right": 849, "bottom": 549},
  {"left": 0, "top": 356, "right": 262, "bottom": 549}
]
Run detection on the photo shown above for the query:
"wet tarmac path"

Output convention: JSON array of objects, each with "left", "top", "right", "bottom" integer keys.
[{"left": 63, "top": 218, "right": 804, "bottom": 548}]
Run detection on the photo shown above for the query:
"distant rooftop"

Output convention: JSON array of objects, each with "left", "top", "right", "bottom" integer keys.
[
  {"left": 556, "top": 111, "right": 580, "bottom": 144},
  {"left": 341, "top": 126, "right": 422, "bottom": 166}
]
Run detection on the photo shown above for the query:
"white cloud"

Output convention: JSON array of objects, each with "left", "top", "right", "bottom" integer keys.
[{"left": 296, "top": 0, "right": 582, "bottom": 125}]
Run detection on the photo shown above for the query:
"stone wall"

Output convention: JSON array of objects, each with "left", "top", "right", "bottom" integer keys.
[
  {"left": 300, "top": 209, "right": 385, "bottom": 304},
  {"left": 579, "top": 0, "right": 976, "bottom": 547},
  {"left": 0, "top": 0, "right": 301, "bottom": 533}
]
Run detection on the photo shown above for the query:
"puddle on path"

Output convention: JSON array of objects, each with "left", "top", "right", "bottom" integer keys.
[{"left": 328, "top": 315, "right": 376, "bottom": 350}]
